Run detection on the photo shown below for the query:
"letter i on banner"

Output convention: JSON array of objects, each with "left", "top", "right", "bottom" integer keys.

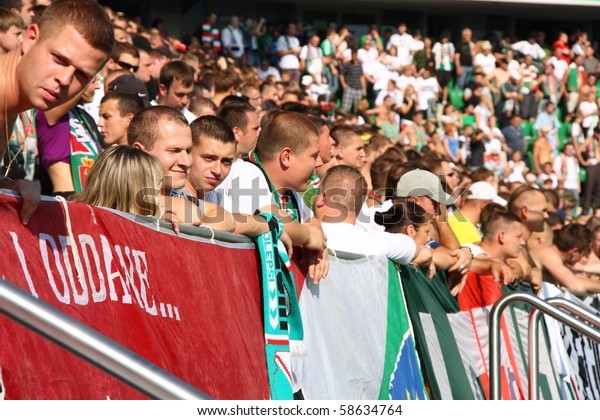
[{"left": 254, "top": 213, "right": 302, "bottom": 400}]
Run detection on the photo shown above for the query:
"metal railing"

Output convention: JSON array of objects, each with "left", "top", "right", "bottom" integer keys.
[
  {"left": 0, "top": 278, "right": 210, "bottom": 400},
  {"left": 528, "top": 296, "right": 600, "bottom": 400},
  {"left": 489, "top": 292, "right": 600, "bottom": 400}
]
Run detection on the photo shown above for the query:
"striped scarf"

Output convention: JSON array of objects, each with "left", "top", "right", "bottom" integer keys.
[{"left": 254, "top": 211, "right": 303, "bottom": 399}]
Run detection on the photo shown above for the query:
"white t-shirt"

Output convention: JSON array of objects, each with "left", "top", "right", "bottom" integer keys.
[
  {"left": 258, "top": 66, "right": 281, "bottom": 81},
  {"left": 511, "top": 41, "right": 546, "bottom": 60},
  {"left": 355, "top": 200, "right": 391, "bottom": 232},
  {"left": 299, "top": 44, "right": 323, "bottom": 76},
  {"left": 387, "top": 33, "right": 414, "bottom": 66},
  {"left": 182, "top": 107, "right": 196, "bottom": 124},
  {"left": 579, "top": 100, "right": 599, "bottom": 129},
  {"left": 276, "top": 35, "right": 300, "bottom": 70},
  {"left": 416, "top": 76, "right": 439, "bottom": 111},
  {"left": 553, "top": 155, "right": 579, "bottom": 191},
  {"left": 357, "top": 47, "right": 379, "bottom": 71},
  {"left": 213, "top": 159, "right": 313, "bottom": 222},
  {"left": 221, "top": 26, "right": 245, "bottom": 58},
  {"left": 547, "top": 56, "right": 568, "bottom": 80},
  {"left": 322, "top": 221, "right": 417, "bottom": 264},
  {"left": 474, "top": 53, "right": 496, "bottom": 76},
  {"left": 375, "top": 88, "right": 403, "bottom": 106}
]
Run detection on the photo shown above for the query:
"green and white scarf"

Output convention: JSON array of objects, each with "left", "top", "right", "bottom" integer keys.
[{"left": 254, "top": 211, "right": 303, "bottom": 400}]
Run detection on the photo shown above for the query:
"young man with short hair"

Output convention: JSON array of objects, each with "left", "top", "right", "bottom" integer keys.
[
  {"left": 154, "top": 60, "right": 196, "bottom": 123},
  {"left": 0, "top": 7, "right": 23, "bottom": 55},
  {"left": 178, "top": 115, "right": 281, "bottom": 240},
  {"left": 224, "top": 110, "right": 328, "bottom": 282},
  {"left": 458, "top": 210, "right": 525, "bottom": 309},
  {"left": 0, "top": 0, "right": 114, "bottom": 223},
  {"left": 330, "top": 124, "right": 366, "bottom": 169},
  {"left": 98, "top": 91, "right": 145, "bottom": 146}
]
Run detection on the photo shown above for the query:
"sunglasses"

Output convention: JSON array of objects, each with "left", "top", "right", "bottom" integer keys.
[{"left": 116, "top": 60, "right": 139, "bottom": 73}]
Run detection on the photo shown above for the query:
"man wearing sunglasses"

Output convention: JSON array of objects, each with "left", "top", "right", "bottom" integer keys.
[
  {"left": 108, "top": 42, "right": 140, "bottom": 74},
  {"left": 84, "top": 42, "right": 140, "bottom": 123}
]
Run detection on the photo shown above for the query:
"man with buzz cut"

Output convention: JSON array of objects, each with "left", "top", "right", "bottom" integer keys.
[
  {"left": 458, "top": 209, "right": 525, "bottom": 310},
  {"left": 330, "top": 124, "right": 366, "bottom": 170},
  {"left": 0, "top": 0, "right": 114, "bottom": 224},
  {"left": 98, "top": 91, "right": 145, "bottom": 146},
  {"left": 224, "top": 110, "right": 329, "bottom": 283}
]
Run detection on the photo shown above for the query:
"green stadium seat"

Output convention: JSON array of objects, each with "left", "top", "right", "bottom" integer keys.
[
  {"left": 520, "top": 120, "right": 532, "bottom": 138},
  {"left": 526, "top": 137, "right": 536, "bottom": 169},
  {"left": 449, "top": 88, "right": 464, "bottom": 110},
  {"left": 558, "top": 122, "right": 571, "bottom": 150}
]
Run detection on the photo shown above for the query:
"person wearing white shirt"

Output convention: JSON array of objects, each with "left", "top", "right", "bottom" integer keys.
[
  {"left": 257, "top": 58, "right": 282, "bottom": 81},
  {"left": 218, "top": 110, "right": 329, "bottom": 282},
  {"left": 221, "top": 16, "right": 245, "bottom": 59},
  {"left": 473, "top": 40, "right": 496, "bottom": 78},
  {"left": 315, "top": 165, "right": 428, "bottom": 266},
  {"left": 375, "top": 79, "right": 403, "bottom": 106},
  {"left": 512, "top": 33, "right": 546, "bottom": 61},
  {"left": 299, "top": 34, "right": 324, "bottom": 84},
  {"left": 154, "top": 61, "right": 195, "bottom": 123},
  {"left": 386, "top": 22, "right": 414, "bottom": 67},
  {"left": 415, "top": 68, "right": 439, "bottom": 112},
  {"left": 276, "top": 22, "right": 302, "bottom": 83},
  {"left": 547, "top": 48, "right": 568, "bottom": 81},
  {"left": 553, "top": 142, "right": 580, "bottom": 207}
]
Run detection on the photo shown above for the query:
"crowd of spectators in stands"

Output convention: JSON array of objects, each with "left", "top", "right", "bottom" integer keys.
[{"left": 2, "top": 1, "right": 600, "bottom": 365}]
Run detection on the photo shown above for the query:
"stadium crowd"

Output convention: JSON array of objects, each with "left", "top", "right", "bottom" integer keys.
[{"left": 1, "top": 0, "right": 600, "bottom": 398}]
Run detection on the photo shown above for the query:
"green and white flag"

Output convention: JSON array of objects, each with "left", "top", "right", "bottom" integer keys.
[{"left": 295, "top": 255, "right": 427, "bottom": 400}]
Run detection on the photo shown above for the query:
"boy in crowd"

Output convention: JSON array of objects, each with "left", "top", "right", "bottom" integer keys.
[
  {"left": 0, "top": 7, "right": 23, "bottom": 55},
  {"left": 225, "top": 110, "right": 329, "bottom": 282}
]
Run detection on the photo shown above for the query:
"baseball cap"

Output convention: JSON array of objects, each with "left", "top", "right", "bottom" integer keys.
[
  {"left": 465, "top": 181, "right": 507, "bottom": 206},
  {"left": 108, "top": 74, "right": 152, "bottom": 108},
  {"left": 395, "top": 169, "right": 456, "bottom": 205}
]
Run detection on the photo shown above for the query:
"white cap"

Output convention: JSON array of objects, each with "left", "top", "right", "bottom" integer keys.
[
  {"left": 465, "top": 181, "right": 507, "bottom": 206},
  {"left": 301, "top": 75, "right": 313, "bottom": 86},
  {"left": 395, "top": 169, "right": 456, "bottom": 205}
]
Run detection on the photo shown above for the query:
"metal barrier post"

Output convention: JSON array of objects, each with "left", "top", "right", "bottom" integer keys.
[
  {"left": 529, "top": 296, "right": 600, "bottom": 400},
  {"left": 489, "top": 292, "right": 600, "bottom": 400}
]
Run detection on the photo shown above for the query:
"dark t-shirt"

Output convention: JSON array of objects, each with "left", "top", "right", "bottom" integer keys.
[
  {"left": 469, "top": 136, "right": 485, "bottom": 168},
  {"left": 458, "top": 41, "right": 473, "bottom": 66}
]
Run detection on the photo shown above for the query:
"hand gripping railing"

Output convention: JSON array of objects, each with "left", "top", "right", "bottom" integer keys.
[
  {"left": 0, "top": 277, "right": 210, "bottom": 400},
  {"left": 528, "top": 296, "right": 600, "bottom": 400},
  {"left": 489, "top": 292, "right": 600, "bottom": 400}
]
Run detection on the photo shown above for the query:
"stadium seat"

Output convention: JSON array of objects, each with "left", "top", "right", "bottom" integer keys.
[
  {"left": 520, "top": 120, "right": 532, "bottom": 138},
  {"left": 526, "top": 137, "right": 536, "bottom": 169},
  {"left": 450, "top": 88, "right": 464, "bottom": 110},
  {"left": 557, "top": 122, "right": 571, "bottom": 150}
]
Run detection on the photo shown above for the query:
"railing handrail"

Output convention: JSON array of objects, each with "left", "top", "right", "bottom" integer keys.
[
  {"left": 489, "top": 291, "right": 600, "bottom": 400},
  {"left": 0, "top": 278, "right": 210, "bottom": 400},
  {"left": 528, "top": 296, "right": 600, "bottom": 400}
]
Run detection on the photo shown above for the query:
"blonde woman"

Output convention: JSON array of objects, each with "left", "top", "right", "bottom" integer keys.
[{"left": 71, "top": 145, "right": 163, "bottom": 217}]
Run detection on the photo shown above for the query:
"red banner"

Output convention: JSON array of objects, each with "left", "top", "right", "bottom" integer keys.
[{"left": 0, "top": 193, "right": 272, "bottom": 399}]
